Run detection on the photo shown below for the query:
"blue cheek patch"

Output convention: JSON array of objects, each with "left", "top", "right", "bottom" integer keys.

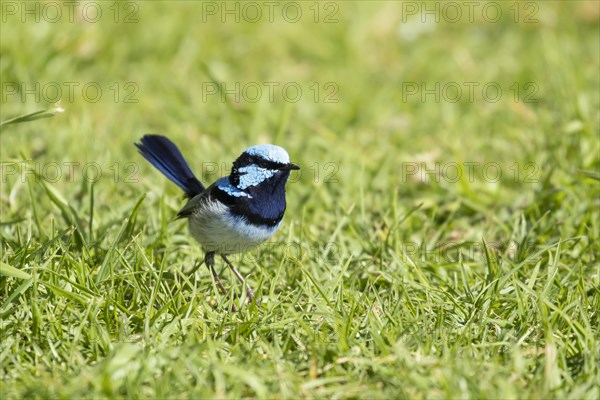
[{"left": 237, "top": 165, "right": 277, "bottom": 189}]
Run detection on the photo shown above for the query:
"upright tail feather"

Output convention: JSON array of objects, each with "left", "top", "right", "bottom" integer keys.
[{"left": 135, "top": 134, "right": 205, "bottom": 197}]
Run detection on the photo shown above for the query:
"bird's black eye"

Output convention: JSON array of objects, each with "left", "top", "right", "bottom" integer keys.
[{"left": 249, "top": 157, "right": 269, "bottom": 168}]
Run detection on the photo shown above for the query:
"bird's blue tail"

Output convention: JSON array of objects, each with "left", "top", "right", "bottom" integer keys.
[{"left": 135, "top": 134, "right": 205, "bottom": 198}]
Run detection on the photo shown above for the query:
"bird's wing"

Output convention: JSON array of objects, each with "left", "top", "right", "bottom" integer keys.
[{"left": 176, "top": 183, "right": 216, "bottom": 219}]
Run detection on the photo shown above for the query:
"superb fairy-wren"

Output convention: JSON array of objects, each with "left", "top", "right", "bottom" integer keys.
[{"left": 135, "top": 134, "right": 299, "bottom": 307}]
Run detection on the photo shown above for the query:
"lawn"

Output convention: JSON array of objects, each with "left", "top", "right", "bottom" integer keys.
[{"left": 1, "top": 1, "right": 599, "bottom": 398}]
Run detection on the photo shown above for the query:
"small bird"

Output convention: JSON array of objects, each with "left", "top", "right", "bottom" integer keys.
[{"left": 135, "top": 134, "right": 299, "bottom": 308}]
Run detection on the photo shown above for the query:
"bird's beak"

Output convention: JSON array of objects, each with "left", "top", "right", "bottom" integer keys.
[{"left": 279, "top": 162, "right": 300, "bottom": 171}]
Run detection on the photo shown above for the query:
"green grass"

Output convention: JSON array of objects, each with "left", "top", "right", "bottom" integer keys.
[{"left": 1, "top": 1, "right": 599, "bottom": 398}]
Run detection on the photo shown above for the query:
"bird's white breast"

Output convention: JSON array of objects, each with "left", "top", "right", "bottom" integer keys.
[{"left": 188, "top": 199, "right": 280, "bottom": 255}]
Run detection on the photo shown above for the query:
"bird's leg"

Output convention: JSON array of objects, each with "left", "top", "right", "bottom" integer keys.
[
  {"left": 205, "top": 252, "right": 237, "bottom": 312},
  {"left": 205, "top": 252, "right": 226, "bottom": 294},
  {"left": 221, "top": 255, "right": 257, "bottom": 305}
]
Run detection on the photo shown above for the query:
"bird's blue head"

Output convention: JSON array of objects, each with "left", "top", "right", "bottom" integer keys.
[
  {"left": 229, "top": 144, "right": 299, "bottom": 189},
  {"left": 215, "top": 144, "right": 299, "bottom": 227}
]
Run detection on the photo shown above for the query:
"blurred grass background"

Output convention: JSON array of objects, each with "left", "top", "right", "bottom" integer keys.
[{"left": 1, "top": 1, "right": 599, "bottom": 398}]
